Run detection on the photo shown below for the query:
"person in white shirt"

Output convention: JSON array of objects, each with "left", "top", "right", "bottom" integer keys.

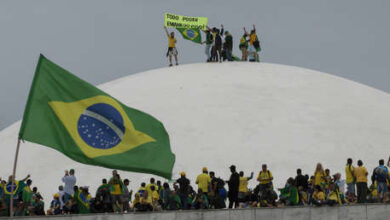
[{"left": 62, "top": 169, "right": 76, "bottom": 202}]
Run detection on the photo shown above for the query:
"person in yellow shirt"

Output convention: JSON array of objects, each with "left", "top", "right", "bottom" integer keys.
[
  {"left": 354, "top": 160, "right": 368, "bottom": 203},
  {"left": 326, "top": 183, "right": 342, "bottom": 206},
  {"left": 164, "top": 26, "right": 178, "bottom": 67},
  {"left": 314, "top": 163, "right": 326, "bottom": 188},
  {"left": 345, "top": 158, "right": 356, "bottom": 202},
  {"left": 312, "top": 185, "right": 325, "bottom": 206},
  {"left": 108, "top": 170, "right": 123, "bottom": 212},
  {"left": 150, "top": 186, "right": 161, "bottom": 211},
  {"left": 145, "top": 178, "right": 158, "bottom": 201},
  {"left": 257, "top": 164, "right": 273, "bottom": 192},
  {"left": 196, "top": 167, "right": 211, "bottom": 194},
  {"left": 238, "top": 171, "right": 253, "bottom": 203},
  {"left": 245, "top": 25, "right": 259, "bottom": 62}
]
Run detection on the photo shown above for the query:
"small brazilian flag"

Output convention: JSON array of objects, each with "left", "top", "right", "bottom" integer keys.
[
  {"left": 176, "top": 28, "right": 202, "bottom": 44},
  {"left": 19, "top": 55, "right": 175, "bottom": 179}
]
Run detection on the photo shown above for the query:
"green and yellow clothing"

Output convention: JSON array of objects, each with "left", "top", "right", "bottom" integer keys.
[
  {"left": 239, "top": 177, "right": 249, "bottom": 193},
  {"left": 77, "top": 191, "right": 91, "bottom": 214},
  {"left": 314, "top": 171, "right": 326, "bottom": 187},
  {"left": 239, "top": 35, "right": 248, "bottom": 48},
  {"left": 22, "top": 185, "right": 33, "bottom": 203},
  {"left": 354, "top": 166, "right": 368, "bottom": 183},
  {"left": 312, "top": 191, "right": 325, "bottom": 201},
  {"left": 257, "top": 170, "right": 273, "bottom": 185},
  {"left": 109, "top": 177, "right": 123, "bottom": 195},
  {"left": 249, "top": 33, "right": 257, "bottom": 45},
  {"left": 168, "top": 36, "right": 176, "bottom": 48},
  {"left": 146, "top": 183, "right": 158, "bottom": 198},
  {"left": 345, "top": 165, "right": 355, "bottom": 184},
  {"left": 152, "top": 191, "right": 160, "bottom": 202},
  {"left": 327, "top": 189, "right": 342, "bottom": 205},
  {"left": 196, "top": 173, "right": 211, "bottom": 193}
]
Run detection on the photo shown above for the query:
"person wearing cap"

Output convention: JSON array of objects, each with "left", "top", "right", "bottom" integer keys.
[
  {"left": 196, "top": 167, "right": 211, "bottom": 197},
  {"left": 176, "top": 171, "right": 190, "bottom": 210},
  {"left": 226, "top": 165, "right": 240, "bottom": 208},
  {"left": 47, "top": 193, "right": 61, "bottom": 215},
  {"left": 62, "top": 169, "right": 76, "bottom": 203},
  {"left": 257, "top": 164, "right": 273, "bottom": 193}
]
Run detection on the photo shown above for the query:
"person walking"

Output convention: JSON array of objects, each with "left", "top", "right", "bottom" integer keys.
[
  {"left": 62, "top": 169, "right": 76, "bottom": 203},
  {"left": 164, "top": 26, "right": 178, "bottom": 66},
  {"left": 226, "top": 165, "right": 240, "bottom": 208},
  {"left": 354, "top": 160, "right": 368, "bottom": 203}
]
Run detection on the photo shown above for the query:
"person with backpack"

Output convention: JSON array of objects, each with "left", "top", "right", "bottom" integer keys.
[
  {"left": 371, "top": 159, "right": 390, "bottom": 203},
  {"left": 345, "top": 158, "right": 356, "bottom": 203},
  {"left": 257, "top": 164, "right": 273, "bottom": 193},
  {"left": 164, "top": 26, "right": 179, "bottom": 67},
  {"left": 202, "top": 27, "right": 213, "bottom": 62}
]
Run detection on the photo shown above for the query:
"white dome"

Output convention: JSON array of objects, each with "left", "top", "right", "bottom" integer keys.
[{"left": 1, "top": 62, "right": 390, "bottom": 203}]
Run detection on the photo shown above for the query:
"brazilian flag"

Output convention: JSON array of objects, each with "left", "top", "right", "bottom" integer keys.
[
  {"left": 176, "top": 28, "right": 202, "bottom": 44},
  {"left": 19, "top": 55, "right": 175, "bottom": 179}
]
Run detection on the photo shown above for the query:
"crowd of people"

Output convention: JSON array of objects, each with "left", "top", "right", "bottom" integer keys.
[
  {"left": 164, "top": 24, "right": 261, "bottom": 66},
  {"left": 0, "top": 157, "right": 389, "bottom": 216}
]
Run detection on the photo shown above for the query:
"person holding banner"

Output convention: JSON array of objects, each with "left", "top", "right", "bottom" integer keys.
[
  {"left": 202, "top": 27, "right": 213, "bottom": 62},
  {"left": 164, "top": 26, "right": 179, "bottom": 67}
]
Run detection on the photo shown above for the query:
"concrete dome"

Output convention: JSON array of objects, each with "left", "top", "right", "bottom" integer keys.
[{"left": 1, "top": 62, "right": 390, "bottom": 203}]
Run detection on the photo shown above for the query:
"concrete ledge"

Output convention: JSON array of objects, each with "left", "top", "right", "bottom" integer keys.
[{"left": 2, "top": 204, "right": 389, "bottom": 220}]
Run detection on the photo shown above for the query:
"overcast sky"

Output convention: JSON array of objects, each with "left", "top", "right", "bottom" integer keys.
[{"left": 1, "top": 0, "right": 389, "bottom": 130}]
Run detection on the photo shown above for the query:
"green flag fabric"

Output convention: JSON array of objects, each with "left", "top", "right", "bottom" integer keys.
[
  {"left": 176, "top": 28, "right": 202, "bottom": 44},
  {"left": 19, "top": 55, "right": 175, "bottom": 179}
]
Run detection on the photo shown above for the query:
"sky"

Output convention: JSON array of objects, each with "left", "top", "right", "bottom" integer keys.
[{"left": 1, "top": 0, "right": 389, "bottom": 130}]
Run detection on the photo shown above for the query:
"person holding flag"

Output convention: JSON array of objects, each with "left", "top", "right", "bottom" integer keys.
[
  {"left": 4, "top": 174, "right": 30, "bottom": 216},
  {"left": 164, "top": 26, "right": 179, "bottom": 67}
]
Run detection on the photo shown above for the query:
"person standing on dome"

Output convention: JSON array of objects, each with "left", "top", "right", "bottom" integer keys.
[
  {"left": 257, "top": 164, "right": 273, "bottom": 193},
  {"left": 224, "top": 30, "right": 233, "bottom": 61},
  {"left": 196, "top": 167, "right": 211, "bottom": 197},
  {"left": 176, "top": 172, "right": 190, "bottom": 210},
  {"left": 62, "top": 169, "right": 76, "bottom": 204},
  {"left": 202, "top": 27, "right": 213, "bottom": 62},
  {"left": 226, "top": 165, "right": 240, "bottom": 208},
  {"left": 345, "top": 158, "right": 356, "bottom": 203},
  {"left": 246, "top": 25, "right": 260, "bottom": 62},
  {"left": 164, "top": 26, "right": 178, "bottom": 67},
  {"left": 239, "top": 29, "right": 249, "bottom": 61},
  {"left": 354, "top": 160, "right": 368, "bottom": 203}
]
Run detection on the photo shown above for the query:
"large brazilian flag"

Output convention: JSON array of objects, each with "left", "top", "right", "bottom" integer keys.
[
  {"left": 176, "top": 28, "right": 202, "bottom": 44},
  {"left": 18, "top": 55, "right": 175, "bottom": 179}
]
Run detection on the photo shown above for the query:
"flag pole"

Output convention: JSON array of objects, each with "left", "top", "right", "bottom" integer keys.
[{"left": 9, "top": 138, "right": 21, "bottom": 217}]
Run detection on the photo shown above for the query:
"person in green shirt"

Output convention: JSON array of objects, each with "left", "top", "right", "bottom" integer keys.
[
  {"left": 76, "top": 187, "right": 91, "bottom": 214},
  {"left": 21, "top": 179, "right": 33, "bottom": 216},
  {"left": 278, "top": 178, "right": 299, "bottom": 206}
]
